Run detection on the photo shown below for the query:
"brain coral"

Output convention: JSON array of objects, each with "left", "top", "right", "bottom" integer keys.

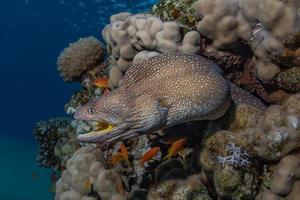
[{"left": 57, "top": 36, "right": 104, "bottom": 82}]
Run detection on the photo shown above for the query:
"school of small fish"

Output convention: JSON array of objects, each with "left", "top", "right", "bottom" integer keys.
[{"left": 109, "top": 138, "right": 188, "bottom": 170}]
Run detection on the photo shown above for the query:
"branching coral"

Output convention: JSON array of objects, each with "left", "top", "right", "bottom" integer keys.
[
  {"left": 57, "top": 36, "right": 105, "bottom": 82},
  {"left": 217, "top": 142, "right": 250, "bottom": 168},
  {"left": 33, "top": 118, "right": 78, "bottom": 170}
]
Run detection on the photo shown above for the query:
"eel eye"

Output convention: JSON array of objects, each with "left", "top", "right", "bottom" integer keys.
[{"left": 89, "top": 108, "right": 95, "bottom": 114}]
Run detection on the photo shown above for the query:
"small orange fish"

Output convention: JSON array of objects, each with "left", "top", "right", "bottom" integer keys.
[
  {"left": 110, "top": 143, "right": 129, "bottom": 166},
  {"left": 110, "top": 152, "right": 126, "bottom": 166},
  {"left": 119, "top": 143, "right": 129, "bottom": 161},
  {"left": 163, "top": 138, "right": 187, "bottom": 161},
  {"left": 139, "top": 147, "right": 161, "bottom": 166},
  {"left": 93, "top": 77, "right": 109, "bottom": 88}
]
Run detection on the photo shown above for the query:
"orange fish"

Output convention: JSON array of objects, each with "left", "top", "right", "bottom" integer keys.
[
  {"left": 119, "top": 143, "right": 129, "bottom": 161},
  {"left": 110, "top": 143, "right": 129, "bottom": 166},
  {"left": 139, "top": 147, "right": 161, "bottom": 166},
  {"left": 163, "top": 138, "right": 187, "bottom": 161},
  {"left": 93, "top": 77, "right": 109, "bottom": 88},
  {"left": 110, "top": 152, "right": 127, "bottom": 166}
]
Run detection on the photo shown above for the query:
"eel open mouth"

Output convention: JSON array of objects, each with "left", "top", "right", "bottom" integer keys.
[
  {"left": 91, "top": 120, "right": 115, "bottom": 133},
  {"left": 77, "top": 120, "right": 127, "bottom": 143}
]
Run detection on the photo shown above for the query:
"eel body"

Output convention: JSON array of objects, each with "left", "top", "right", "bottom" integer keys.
[{"left": 75, "top": 53, "right": 265, "bottom": 143}]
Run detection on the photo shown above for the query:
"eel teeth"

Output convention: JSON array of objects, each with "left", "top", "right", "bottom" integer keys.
[{"left": 89, "top": 121, "right": 115, "bottom": 134}]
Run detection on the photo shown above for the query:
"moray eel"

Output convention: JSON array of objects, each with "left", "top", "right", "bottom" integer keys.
[{"left": 75, "top": 53, "right": 265, "bottom": 143}]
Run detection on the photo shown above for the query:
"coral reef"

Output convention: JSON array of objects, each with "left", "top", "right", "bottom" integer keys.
[
  {"left": 55, "top": 145, "right": 126, "bottom": 200},
  {"left": 271, "top": 32, "right": 300, "bottom": 68},
  {"left": 64, "top": 90, "right": 91, "bottom": 115},
  {"left": 198, "top": 94, "right": 300, "bottom": 199},
  {"left": 257, "top": 155, "right": 300, "bottom": 200},
  {"left": 193, "top": 0, "right": 300, "bottom": 57},
  {"left": 192, "top": 0, "right": 300, "bottom": 89},
  {"left": 276, "top": 67, "right": 300, "bottom": 92},
  {"left": 33, "top": 117, "right": 80, "bottom": 193},
  {"left": 200, "top": 94, "right": 300, "bottom": 170},
  {"left": 33, "top": 118, "right": 78, "bottom": 170},
  {"left": 57, "top": 36, "right": 105, "bottom": 82},
  {"left": 213, "top": 165, "right": 258, "bottom": 200},
  {"left": 37, "top": 93, "right": 300, "bottom": 199},
  {"left": 154, "top": 159, "right": 185, "bottom": 183},
  {"left": 101, "top": 7, "right": 300, "bottom": 105},
  {"left": 102, "top": 13, "right": 201, "bottom": 88},
  {"left": 148, "top": 174, "right": 211, "bottom": 200},
  {"left": 34, "top": 1, "right": 300, "bottom": 199},
  {"left": 151, "top": 0, "right": 199, "bottom": 29}
]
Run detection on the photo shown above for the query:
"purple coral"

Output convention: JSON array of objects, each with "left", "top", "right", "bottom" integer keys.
[{"left": 217, "top": 141, "right": 251, "bottom": 167}]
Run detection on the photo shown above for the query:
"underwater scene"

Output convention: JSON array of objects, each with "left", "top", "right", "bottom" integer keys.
[{"left": 1, "top": 0, "right": 300, "bottom": 199}]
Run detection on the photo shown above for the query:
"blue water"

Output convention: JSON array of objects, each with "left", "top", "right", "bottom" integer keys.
[{"left": 0, "top": 0, "right": 157, "bottom": 199}]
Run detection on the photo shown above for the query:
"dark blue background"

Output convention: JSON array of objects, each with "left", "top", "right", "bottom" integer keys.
[
  {"left": 0, "top": 1, "right": 157, "bottom": 199},
  {"left": 0, "top": 0, "right": 157, "bottom": 141}
]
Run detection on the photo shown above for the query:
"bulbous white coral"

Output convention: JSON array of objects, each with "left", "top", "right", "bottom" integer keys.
[
  {"left": 102, "top": 13, "right": 201, "bottom": 89},
  {"left": 55, "top": 145, "right": 126, "bottom": 200},
  {"left": 257, "top": 155, "right": 300, "bottom": 200},
  {"left": 193, "top": 0, "right": 300, "bottom": 81}
]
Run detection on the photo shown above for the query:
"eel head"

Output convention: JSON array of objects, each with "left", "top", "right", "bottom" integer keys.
[
  {"left": 74, "top": 88, "right": 134, "bottom": 143},
  {"left": 74, "top": 87, "right": 168, "bottom": 144}
]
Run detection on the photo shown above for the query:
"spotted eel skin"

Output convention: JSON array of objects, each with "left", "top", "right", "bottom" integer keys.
[{"left": 75, "top": 53, "right": 265, "bottom": 143}]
